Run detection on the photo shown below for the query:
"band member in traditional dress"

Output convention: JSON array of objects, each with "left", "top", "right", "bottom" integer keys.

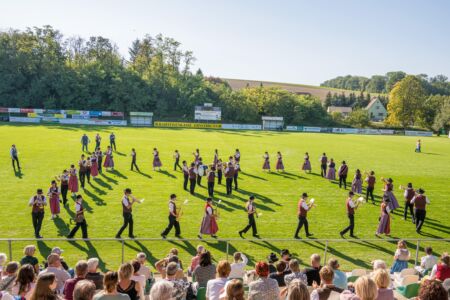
[
  {"left": 161, "top": 194, "right": 181, "bottom": 238},
  {"left": 81, "top": 134, "right": 90, "bottom": 152},
  {"left": 320, "top": 153, "right": 328, "bottom": 177},
  {"left": 47, "top": 180, "right": 61, "bottom": 219},
  {"left": 109, "top": 132, "right": 116, "bottom": 151},
  {"left": 326, "top": 158, "right": 336, "bottom": 180},
  {"left": 365, "top": 171, "right": 376, "bottom": 204},
  {"left": 85, "top": 157, "right": 91, "bottom": 184},
  {"left": 294, "top": 193, "right": 314, "bottom": 239},
  {"left": 197, "top": 158, "right": 206, "bottom": 186},
  {"left": 337, "top": 161, "right": 349, "bottom": 189},
  {"left": 225, "top": 161, "right": 235, "bottom": 195},
  {"left": 10, "top": 144, "right": 21, "bottom": 172},
  {"left": 116, "top": 188, "right": 139, "bottom": 239},
  {"left": 401, "top": 183, "right": 416, "bottom": 223},
  {"left": 233, "top": 161, "right": 240, "bottom": 190},
  {"left": 411, "top": 188, "right": 429, "bottom": 233},
  {"left": 173, "top": 150, "right": 181, "bottom": 171},
  {"left": 239, "top": 196, "right": 259, "bottom": 238},
  {"left": 217, "top": 159, "right": 223, "bottom": 184},
  {"left": 234, "top": 149, "right": 241, "bottom": 163},
  {"left": 381, "top": 178, "right": 400, "bottom": 211},
  {"left": 276, "top": 151, "right": 284, "bottom": 172},
  {"left": 56, "top": 170, "right": 70, "bottom": 205},
  {"left": 152, "top": 148, "right": 162, "bottom": 171},
  {"left": 67, "top": 195, "right": 88, "bottom": 239},
  {"left": 29, "top": 189, "right": 46, "bottom": 238},
  {"left": 376, "top": 195, "right": 391, "bottom": 236},
  {"left": 78, "top": 155, "right": 87, "bottom": 189},
  {"left": 207, "top": 166, "right": 216, "bottom": 197},
  {"left": 96, "top": 147, "right": 103, "bottom": 174},
  {"left": 198, "top": 198, "right": 219, "bottom": 239},
  {"left": 193, "top": 149, "right": 200, "bottom": 165},
  {"left": 340, "top": 191, "right": 359, "bottom": 238},
  {"left": 90, "top": 154, "right": 99, "bottom": 178},
  {"left": 302, "top": 152, "right": 312, "bottom": 173},
  {"left": 351, "top": 169, "right": 362, "bottom": 194},
  {"left": 131, "top": 148, "right": 139, "bottom": 172},
  {"left": 103, "top": 146, "right": 114, "bottom": 170},
  {"left": 69, "top": 164, "right": 79, "bottom": 196},
  {"left": 213, "top": 149, "right": 219, "bottom": 166},
  {"left": 262, "top": 152, "right": 270, "bottom": 171},
  {"left": 182, "top": 161, "right": 189, "bottom": 190},
  {"left": 95, "top": 133, "right": 101, "bottom": 150},
  {"left": 415, "top": 139, "right": 421, "bottom": 153},
  {"left": 188, "top": 163, "right": 197, "bottom": 195}
]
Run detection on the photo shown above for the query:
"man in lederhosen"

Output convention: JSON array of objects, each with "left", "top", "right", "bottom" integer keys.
[
  {"left": 96, "top": 148, "right": 103, "bottom": 174},
  {"left": 403, "top": 183, "right": 416, "bottom": 223},
  {"left": 294, "top": 193, "right": 314, "bottom": 239},
  {"left": 81, "top": 134, "right": 90, "bottom": 152},
  {"left": 411, "top": 188, "right": 429, "bottom": 234},
  {"left": 233, "top": 161, "right": 240, "bottom": 191},
  {"left": 67, "top": 195, "right": 88, "bottom": 239},
  {"left": 10, "top": 144, "right": 21, "bottom": 172},
  {"left": 29, "top": 189, "right": 46, "bottom": 238},
  {"left": 173, "top": 150, "right": 181, "bottom": 171},
  {"left": 161, "top": 194, "right": 181, "bottom": 239},
  {"left": 110, "top": 132, "right": 116, "bottom": 151},
  {"left": 116, "top": 188, "right": 138, "bottom": 239},
  {"left": 130, "top": 148, "right": 139, "bottom": 172},
  {"left": 78, "top": 155, "right": 87, "bottom": 189},
  {"left": 320, "top": 153, "right": 327, "bottom": 177},
  {"left": 239, "top": 196, "right": 259, "bottom": 238},
  {"left": 207, "top": 166, "right": 216, "bottom": 197},
  {"left": 365, "top": 171, "right": 376, "bottom": 204},
  {"left": 337, "top": 161, "right": 349, "bottom": 189},
  {"left": 225, "top": 162, "right": 235, "bottom": 195},
  {"left": 188, "top": 163, "right": 197, "bottom": 195},
  {"left": 340, "top": 191, "right": 358, "bottom": 238},
  {"left": 95, "top": 133, "right": 101, "bottom": 149},
  {"left": 182, "top": 161, "right": 189, "bottom": 191}
]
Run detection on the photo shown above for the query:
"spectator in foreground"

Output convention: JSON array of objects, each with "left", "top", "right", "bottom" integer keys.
[
  {"left": 269, "top": 261, "right": 288, "bottom": 287},
  {"left": 19, "top": 245, "right": 39, "bottom": 274},
  {"left": 39, "top": 254, "right": 71, "bottom": 294},
  {"left": 415, "top": 247, "right": 437, "bottom": 275},
  {"left": 164, "top": 262, "right": 189, "bottom": 300},
  {"left": 390, "top": 240, "right": 410, "bottom": 274},
  {"left": 193, "top": 251, "right": 216, "bottom": 288},
  {"left": 11, "top": 264, "right": 36, "bottom": 299},
  {"left": 86, "top": 258, "right": 104, "bottom": 290},
  {"left": 284, "top": 259, "right": 307, "bottom": 286},
  {"left": 267, "top": 253, "right": 279, "bottom": 274},
  {"left": 221, "top": 279, "right": 245, "bottom": 300},
  {"left": 0, "top": 261, "right": 19, "bottom": 293},
  {"left": 310, "top": 266, "right": 343, "bottom": 300},
  {"left": 340, "top": 276, "right": 378, "bottom": 300},
  {"left": 29, "top": 272, "right": 58, "bottom": 300},
  {"left": 328, "top": 259, "right": 347, "bottom": 290},
  {"left": 229, "top": 252, "right": 248, "bottom": 279},
  {"left": 206, "top": 260, "right": 231, "bottom": 300},
  {"left": 94, "top": 271, "right": 130, "bottom": 300},
  {"left": 248, "top": 262, "right": 279, "bottom": 300},
  {"left": 155, "top": 254, "right": 184, "bottom": 280},
  {"left": 372, "top": 269, "right": 393, "bottom": 300},
  {"left": 149, "top": 280, "right": 173, "bottom": 300},
  {"left": 117, "top": 263, "right": 141, "bottom": 300},
  {"left": 189, "top": 245, "right": 205, "bottom": 275},
  {"left": 73, "top": 280, "right": 96, "bottom": 300},
  {"left": 64, "top": 261, "right": 89, "bottom": 300},
  {"left": 280, "top": 249, "right": 292, "bottom": 271},
  {"left": 417, "top": 279, "right": 447, "bottom": 300},
  {"left": 0, "top": 253, "right": 7, "bottom": 274},
  {"left": 305, "top": 254, "right": 322, "bottom": 286},
  {"left": 430, "top": 252, "right": 450, "bottom": 281},
  {"left": 286, "top": 279, "right": 310, "bottom": 300},
  {"left": 372, "top": 260, "right": 387, "bottom": 272},
  {"left": 136, "top": 253, "right": 151, "bottom": 280},
  {"left": 130, "top": 260, "right": 145, "bottom": 300},
  {"left": 44, "top": 247, "right": 70, "bottom": 272}
]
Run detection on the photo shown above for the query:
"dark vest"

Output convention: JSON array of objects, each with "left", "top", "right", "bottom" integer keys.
[
  {"left": 32, "top": 195, "right": 45, "bottom": 213},
  {"left": 346, "top": 199, "right": 355, "bottom": 215},
  {"left": 405, "top": 189, "right": 415, "bottom": 201},
  {"left": 188, "top": 167, "right": 196, "bottom": 179},
  {"left": 207, "top": 172, "right": 215, "bottom": 182},
  {"left": 414, "top": 195, "right": 426, "bottom": 210},
  {"left": 122, "top": 196, "right": 132, "bottom": 213}
]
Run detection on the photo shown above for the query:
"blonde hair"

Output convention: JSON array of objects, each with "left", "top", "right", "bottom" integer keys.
[
  {"left": 118, "top": 263, "right": 133, "bottom": 281},
  {"left": 354, "top": 276, "right": 378, "bottom": 300},
  {"left": 397, "top": 240, "right": 407, "bottom": 249},
  {"left": 319, "top": 266, "right": 334, "bottom": 283},
  {"left": 289, "top": 259, "right": 300, "bottom": 272},
  {"left": 0, "top": 253, "right": 7, "bottom": 265},
  {"left": 310, "top": 253, "right": 321, "bottom": 264},
  {"left": 226, "top": 279, "right": 245, "bottom": 300},
  {"left": 150, "top": 280, "right": 173, "bottom": 300},
  {"left": 23, "top": 245, "right": 36, "bottom": 256},
  {"left": 373, "top": 269, "right": 390, "bottom": 289},
  {"left": 287, "top": 279, "right": 309, "bottom": 300},
  {"left": 216, "top": 260, "right": 231, "bottom": 278}
]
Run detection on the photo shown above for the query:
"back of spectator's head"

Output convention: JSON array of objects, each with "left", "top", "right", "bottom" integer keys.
[
  {"left": 0, "top": 253, "right": 7, "bottom": 265},
  {"left": 199, "top": 251, "right": 212, "bottom": 267},
  {"left": 169, "top": 248, "right": 178, "bottom": 256},
  {"left": 47, "top": 253, "right": 61, "bottom": 266},
  {"left": 166, "top": 262, "right": 178, "bottom": 277},
  {"left": 150, "top": 280, "right": 173, "bottom": 300},
  {"left": 255, "top": 262, "right": 269, "bottom": 277},
  {"left": 267, "top": 253, "right": 278, "bottom": 264},
  {"left": 168, "top": 255, "right": 179, "bottom": 265},
  {"left": 275, "top": 261, "right": 286, "bottom": 273},
  {"left": 397, "top": 240, "right": 407, "bottom": 249},
  {"left": 425, "top": 247, "right": 433, "bottom": 255},
  {"left": 131, "top": 259, "right": 141, "bottom": 274},
  {"left": 31, "top": 272, "right": 56, "bottom": 300},
  {"left": 118, "top": 262, "right": 133, "bottom": 281},
  {"left": 5, "top": 261, "right": 19, "bottom": 275},
  {"left": 75, "top": 260, "right": 89, "bottom": 278},
  {"left": 287, "top": 279, "right": 309, "bottom": 300},
  {"left": 280, "top": 249, "right": 291, "bottom": 260},
  {"left": 372, "top": 259, "right": 387, "bottom": 271},
  {"left": 354, "top": 276, "right": 378, "bottom": 300},
  {"left": 225, "top": 279, "right": 245, "bottom": 300},
  {"left": 16, "top": 264, "right": 35, "bottom": 289},
  {"left": 103, "top": 271, "right": 119, "bottom": 293},
  {"left": 196, "top": 245, "right": 205, "bottom": 255},
  {"left": 418, "top": 279, "right": 447, "bottom": 300},
  {"left": 373, "top": 269, "right": 390, "bottom": 289},
  {"left": 23, "top": 245, "right": 36, "bottom": 256},
  {"left": 328, "top": 258, "right": 339, "bottom": 270},
  {"left": 87, "top": 258, "right": 99, "bottom": 272},
  {"left": 289, "top": 259, "right": 300, "bottom": 273},
  {"left": 319, "top": 266, "right": 334, "bottom": 284},
  {"left": 310, "top": 254, "right": 321, "bottom": 267},
  {"left": 136, "top": 252, "right": 147, "bottom": 263},
  {"left": 441, "top": 252, "right": 450, "bottom": 267},
  {"left": 216, "top": 260, "right": 231, "bottom": 278},
  {"left": 73, "top": 280, "right": 96, "bottom": 300},
  {"left": 233, "top": 252, "right": 242, "bottom": 262}
]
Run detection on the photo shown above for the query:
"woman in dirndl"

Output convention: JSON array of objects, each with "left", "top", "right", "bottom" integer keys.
[
  {"left": 352, "top": 169, "right": 363, "bottom": 194},
  {"left": 326, "top": 158, "right": 336, "bottom": 180},
  {"left": 90, "top": 154, "right": 99, "bottom": 178},
  {"left": 47, "top": 180, "right": 61, "bottom": 219},
  {"left": 68, "top": 164, "right": 79, "bottom": 196},
  {"left": 382, "top": 177, "right": 400, "bottom": 210},
  {"left": 198, "top": 198, "right": 218, "bottom": 238},
  {"left": 153, "top": 148, "right": 162, "bottom": 171},
  {"left": 262, "top": 152, "right": 270, "bottom": 171},
  {"left": 302, "top": 152, "right": 311, "bottom": 173},
  {"left": 376, "top": 195, "right": 391, "bottom": 236},
  {"left": 103, "top": 146, "right": 114, "bottom": 170},
  {"left": 390, "top": 240, "right": 410, "bottom": 274},
  {"left": 276, "top": 151, "right": 284, "bottom": 172}
]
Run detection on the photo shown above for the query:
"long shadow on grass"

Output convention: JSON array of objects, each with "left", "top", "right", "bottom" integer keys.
[
  {"left": 14, "top": 170, "right": 24, "bottom": 179},
  {"left": 158, "top": 170, "right": 177, "bottom": 179},
  {"left": 214, "top": 191, "right": 275, "bottom": 212},
  {"left": 114, "top": 151, "right": 127, "bottom": 157},
  {"left": 84, "top": 189, "right": 106, "bottom": 207},
  {"left": 100, "top": 172, "right": 118, "bottom": 185},
  {"left": 93, "top": 177, "right": 113, "bottom": 190},
  {"left": 36, "top": 240, "right": 52, "bottom": 262},
  {"left": 121, "top": 240, "right": 158, "bottom": 266},
  {"left": 165, "top": 239, "right": 197, "bottom": 257},
  {"left": 67, "top": 240, "right": 107, "bottom": 271},
  {"left": 53, "top": 217, "right": 71, "bottom": 237},
  {"left": 240, "top": 172, "right": 267, "bottom": 181},
  {"left": 87, "top": 182, "right": 107, "bottom": 195},
  {"left": 238, "top": 188, "right": 281, "bottom": 207},
  {"left": 133, "top": 170, "right": 152, "bottom": 179},
  {"left": 110, "top": 169, "right": 128, "bottom": 179}
]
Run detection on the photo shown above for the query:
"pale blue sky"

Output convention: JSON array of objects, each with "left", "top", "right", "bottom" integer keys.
[{"left": 1, "top": 0, "right": 449, "bottom": 85}]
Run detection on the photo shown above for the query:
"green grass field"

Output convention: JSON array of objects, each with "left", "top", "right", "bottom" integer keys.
[{"left": 0, "top": 124, "right": 449, "bottom": 272}]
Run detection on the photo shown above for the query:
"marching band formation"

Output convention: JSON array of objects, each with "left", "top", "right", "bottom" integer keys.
[{"left": 14, "top": 133, "right": 430, "bottom": 240}]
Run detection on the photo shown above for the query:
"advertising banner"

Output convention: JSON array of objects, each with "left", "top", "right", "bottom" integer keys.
[
  {"left": 59, "top": 119, "right": 127, "bottom": 126},
  {"left": 89, "top": 111, "right": 102, "bottom": 117},
  {"left": 222, "top": 124, "right": 262, "bottom": 130},
  {"left": 20, "top": 108, "right": 34, "bottom": 113},
  {"left": 194, "top": 106, "right": 221, "bottom": 121},
  {"left": 332, "top": 128, "right": 359, "bottom": 134},
  {"left": 0, "top": 107, "right": 8, "bottom": 113},
  {"left": 27, "top": 113, "right": 38, "bottom": 118},
  {"left": 34, "top": 109, "right": 45, "bottom": 114},
  {"left": 362, "top": 129, "right": 395, "bottom": 135},
  {"left": 8, "top": 108, "right": 21, "bottom": 113},
  {"left": 101, "top": 111, "right": 112, "bottom": 117},
  {"left": 130, "top": 112, "right": 153, "bottom": 117},
  {"left": 111, "top": 112, "right": 124, "bottom": 117},
  {"left": 286, "top": 126, "right": 300, "bottom": 131},
  {"left": 9, "top": 117, "right": 41, "bottom": 123},
  {"left": 405, "top": 130, "right": 433, "bottom": 137},
  {"left": 303, "top": 126, "right": 322, "bottom": 132},
  {"left": 154, "top": 121, "right": 222, "bottom": 129}
]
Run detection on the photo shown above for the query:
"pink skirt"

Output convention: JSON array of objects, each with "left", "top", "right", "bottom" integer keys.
[
  {"left": 352, "top": 179, "right": 362, "bottom": 193},
  {"left": 90, "top": 162, "right": 99, "bottom": 177},
  {"left": 326, "top": 168, "right": 336, "bottom": 180},
  {"left": 103, "top": 155, "right": 114, "bottom": 168},
  {"left": 200, "top": 215, "right": 218, "bottom": 235},
  {"left": 276, "top": 159, "right": 284, "bottom": 170},
  {"left": 50, "top": 194, "right": 60, "bottom": 214},
  {"left": 69, "top": 175, "right": 78, "bottom": 193},
  {"left": 377, "top": 213, "right": 391, "bottom": 234}
]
